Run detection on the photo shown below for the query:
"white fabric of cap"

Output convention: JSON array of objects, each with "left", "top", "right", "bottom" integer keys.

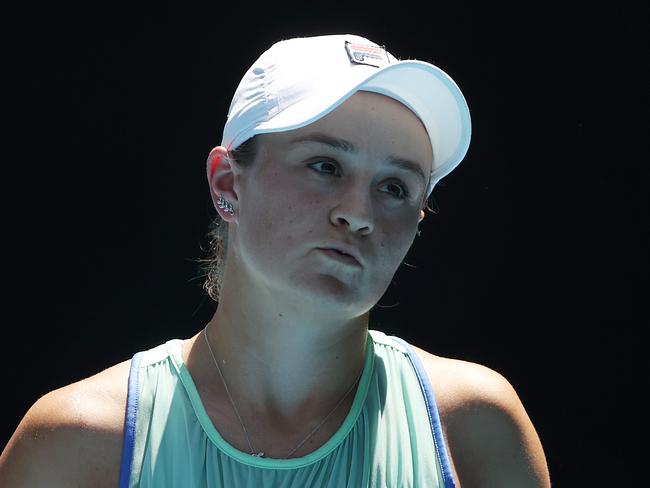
[{"left": 221, "top": 34, "right": 472, "bottom": 198}]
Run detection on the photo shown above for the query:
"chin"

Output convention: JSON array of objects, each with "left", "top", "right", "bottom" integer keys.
[{"left": 291, "top": 274, "right": 380, "bottom": 315}]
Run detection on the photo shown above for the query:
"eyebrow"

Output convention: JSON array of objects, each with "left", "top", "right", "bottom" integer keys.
[{"left": 290, "top": 132, "right": 428, "bottom": 186}]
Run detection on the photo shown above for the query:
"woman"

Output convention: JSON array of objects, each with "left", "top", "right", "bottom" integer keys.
[{"left": 0, "top": 34, "right": 550, "bottom": 487}]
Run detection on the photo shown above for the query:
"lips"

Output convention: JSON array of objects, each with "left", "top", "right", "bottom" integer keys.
[{"left": 317, "top": 244, "right": 363, "bottom": 267}]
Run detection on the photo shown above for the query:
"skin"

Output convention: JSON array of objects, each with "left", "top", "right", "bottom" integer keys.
[
  {"left": 201, "top": 91, "right": 431, "bottom": 434},
  {"left": 0, "top": 91, "right": 551, "bottom": 487}
]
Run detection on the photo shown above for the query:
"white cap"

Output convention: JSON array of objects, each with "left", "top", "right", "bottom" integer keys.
[{"left": 221, "top": 34, "right": 472, "bottom": 197}]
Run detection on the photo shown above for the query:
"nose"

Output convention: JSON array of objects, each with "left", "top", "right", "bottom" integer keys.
[{"left": 329, "top": 189, "right": 374, "bottom": 235}]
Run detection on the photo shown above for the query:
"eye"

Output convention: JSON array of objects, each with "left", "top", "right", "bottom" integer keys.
[
  {"left": 308, "top": 159, "right": 340, "bottom": 176},
  {"left": 308, "top": 160, "right": 410, "bottom": 201},
  {"left": 383, "top": 181, "right": 410, "bottom": 200}
]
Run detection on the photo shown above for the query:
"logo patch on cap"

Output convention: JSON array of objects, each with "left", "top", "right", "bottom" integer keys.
[{"left": 344, "top": 41, "right": 389, "bottom": 68}]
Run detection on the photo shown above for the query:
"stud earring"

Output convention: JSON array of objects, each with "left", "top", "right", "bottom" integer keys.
[{"left": 217, "top": 194, "right": 234, "bottom": 215}]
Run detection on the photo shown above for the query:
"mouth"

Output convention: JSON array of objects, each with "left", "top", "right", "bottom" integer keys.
[{"left": 317, "top": 248, "right": 362, "bottom": 267}]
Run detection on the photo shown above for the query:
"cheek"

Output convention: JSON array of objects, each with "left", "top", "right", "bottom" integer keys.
[
  {"left": 245, "top": 181, "right": 321, "bottom": 250},
  {"left": 377, "top": 218, "right": 419, "bottom": 265}
]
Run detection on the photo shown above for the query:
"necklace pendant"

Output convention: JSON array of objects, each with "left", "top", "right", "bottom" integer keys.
[{"left": 252, "top": 452, "right": 265, "bottom": 458}]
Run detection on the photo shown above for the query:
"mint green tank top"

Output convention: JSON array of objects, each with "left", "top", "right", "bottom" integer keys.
[{"left": 118, "top": 329, "right": 456, "bottom": 487}]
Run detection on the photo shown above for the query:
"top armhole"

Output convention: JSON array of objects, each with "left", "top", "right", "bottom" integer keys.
[
  {"left": 117, "top": 351, "right": 144, "bottom": 488},
  {"left": 388, "top": 335, "right": 457, "bottom": 488}
]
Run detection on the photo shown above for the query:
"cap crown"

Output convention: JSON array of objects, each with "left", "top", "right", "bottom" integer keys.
[{"left": 221, "top": 34, "right": 471, "bottom": 197}]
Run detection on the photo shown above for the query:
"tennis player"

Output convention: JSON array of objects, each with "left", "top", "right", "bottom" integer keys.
[{"left": 1, "top": 34, "right": 551, "bottom": 487}]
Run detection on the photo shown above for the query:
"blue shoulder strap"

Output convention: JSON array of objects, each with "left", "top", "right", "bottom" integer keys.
[
  {"left": 388, "top": 335, "right": 457, "bottom": 488},
  {"left": 118, "top": 351, "right": 144, "bottom": 488}
]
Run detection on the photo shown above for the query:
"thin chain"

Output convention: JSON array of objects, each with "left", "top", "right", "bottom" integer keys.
[
  {"left": 202, "top": 325, "right": 362, "bottom": 459},
  {"left": 203, "top": 326, "right": 258, "bottom": 455},
  {"left": 283, "top": 371, "right": 361, "bottom": 458}
]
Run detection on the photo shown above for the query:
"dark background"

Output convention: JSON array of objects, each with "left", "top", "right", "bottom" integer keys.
[{"left": 5, "top": 0, "right": 646, "bottom": 485}]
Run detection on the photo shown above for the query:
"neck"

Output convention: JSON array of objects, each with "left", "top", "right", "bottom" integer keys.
[{"left": 203, "top": 282, "right": 369, "bottom": 429}]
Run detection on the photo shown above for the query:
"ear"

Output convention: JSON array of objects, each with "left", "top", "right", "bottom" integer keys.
[
  {"left": 206, "top": 146, "right": 238, "bottom": 222},
  {"left": 418, "top": 209, "right": 426, "bottom": 223}
]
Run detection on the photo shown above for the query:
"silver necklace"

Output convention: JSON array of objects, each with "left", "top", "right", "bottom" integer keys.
[{"left": 202, "top": 325, "right": 362, "bottom": 459}]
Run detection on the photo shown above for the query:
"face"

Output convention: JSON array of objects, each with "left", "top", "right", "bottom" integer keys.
[{"left": 227, "top": 91, "right": 433, "bottom": 316}]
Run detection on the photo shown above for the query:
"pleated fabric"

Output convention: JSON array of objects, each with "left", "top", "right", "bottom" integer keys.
[{"left": 119, "top": 329, "right": 453, "bottom": 487}]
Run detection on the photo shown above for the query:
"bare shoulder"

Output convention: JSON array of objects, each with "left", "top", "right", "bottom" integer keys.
[
  {"left": 409, "top": 344, "right": 523, "bottom": 414},
  {"left": 0, "top": 358, "right": 132, "bottom": 488},
  {"left": 410, "top": 344, "right": 551, "bottom": 488}
]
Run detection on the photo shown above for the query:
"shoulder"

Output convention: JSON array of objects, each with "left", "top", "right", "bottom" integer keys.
[
  {"left": 410, "top": 344, "right": 551, "bottom": 488},
  {"left": 0, "top": 358, "right": 132, "bottom": 488}
]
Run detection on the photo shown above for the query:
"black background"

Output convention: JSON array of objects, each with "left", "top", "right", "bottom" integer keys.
[{"left": 5, "top": 0, "right": 646, "bottom": 485}]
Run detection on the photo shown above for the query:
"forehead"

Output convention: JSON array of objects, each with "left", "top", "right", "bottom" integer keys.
[{"left": 259, "top": 91, "right": 433, "bottom": 175}]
